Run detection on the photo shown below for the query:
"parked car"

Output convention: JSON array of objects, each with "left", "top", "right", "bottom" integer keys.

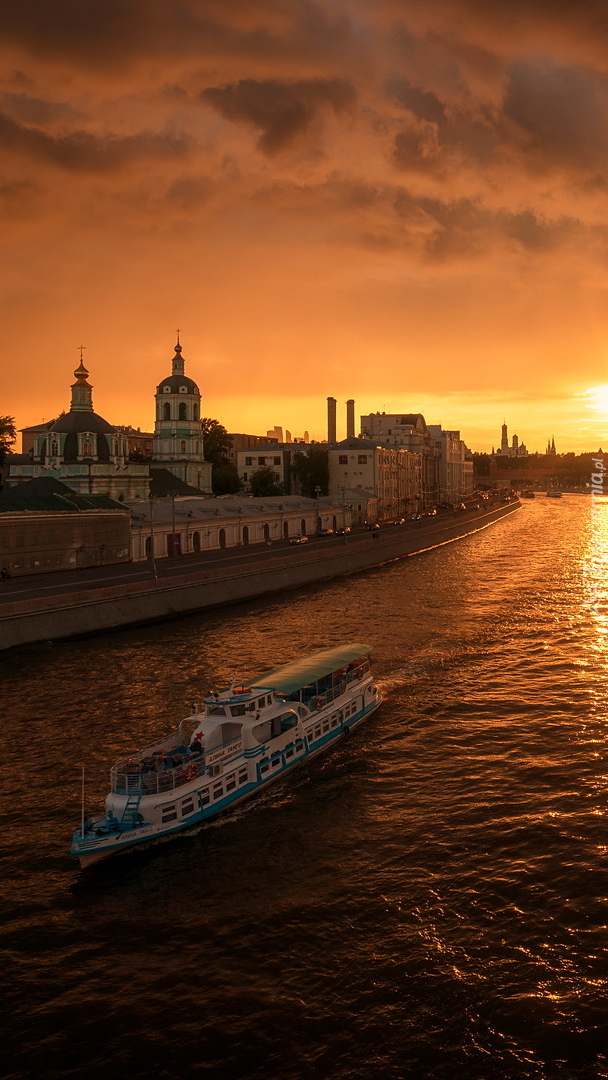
[
  {"left": 319, "top": 528, "right": 334, "bottom": 536},
  {"left": 336, "top": 526, "right": 351, "bottom": 535},
  {"left": 289, "top": 535, "right": 309, "bottom": 544}
]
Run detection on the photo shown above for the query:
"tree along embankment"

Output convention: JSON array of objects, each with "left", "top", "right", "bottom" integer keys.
[{"left": 0, "top": 501, "right": 519, "bottom": 651}]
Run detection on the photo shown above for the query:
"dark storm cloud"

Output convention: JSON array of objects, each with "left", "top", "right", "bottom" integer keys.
[
  {"left": 1, "top": 92, "right": 83, "bottom": 126},
  {"left": 201, "top": 78, "right": 355, "bottom": 154},
  {"left": 386, "top": 78, "right": 447, "bottom": 125},
  {"left": 1, "top": 0, "right": 358, "bottom": 70},
  {"left": 503, "top": 61, "right": 608, "bottom": 173},
  {"left": 0, "top": 113, "right": 189, "bottom": 171}
]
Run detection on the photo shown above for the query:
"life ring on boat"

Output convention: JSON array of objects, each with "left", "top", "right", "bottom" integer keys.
[
  {"left": 185, "top": 763, "right": 198, "bottom": 780},
  {"left": 316, "top": 698, "right": 325, "bottom": 710}
]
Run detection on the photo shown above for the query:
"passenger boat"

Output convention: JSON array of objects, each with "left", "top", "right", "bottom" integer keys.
[
  {"left": 71, "top": 643, "right": 381, "bottom": 868},
  {"left": 520, "top": 489, "right": 535, "bottom": 499},
  {"left": 545, "top": 488, "right": 563, "bottom": 498}
]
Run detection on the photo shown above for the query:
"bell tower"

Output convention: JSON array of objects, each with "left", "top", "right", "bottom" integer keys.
[{"left": 152, "top": 335, "right": 212, "bottom": 492}]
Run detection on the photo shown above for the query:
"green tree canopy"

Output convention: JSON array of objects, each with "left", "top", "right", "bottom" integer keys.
[
  {"left": 249, "top": 466, "right": 283, "bottom": 497},
  {"left": 201, "top": 418, "right": 232, "bottom": 465},
  {"left": 212, "top": 462, "right": 242, "bottom": 495},
  {"left": 289, "top": 447, "right": 329, "bottom": 498},
  {"left": 0, "top": 416, "right": 16, "bottom": 464}
]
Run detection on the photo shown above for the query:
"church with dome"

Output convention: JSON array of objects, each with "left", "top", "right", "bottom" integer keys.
[
  {"left": 152, "top": 339, "right": 212, "bottom": 493},
  {"left": 9, "top": 339, "right": 213, "bottom": 499}
]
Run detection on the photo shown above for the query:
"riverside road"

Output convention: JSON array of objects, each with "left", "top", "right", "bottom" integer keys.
[{"left": 0, "top": 508, "right": 494, "bottom": 605}]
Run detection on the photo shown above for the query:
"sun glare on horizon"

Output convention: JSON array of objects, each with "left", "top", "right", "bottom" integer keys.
[{"left": 585, "top": 385, "right": 608, "bottom": 416}]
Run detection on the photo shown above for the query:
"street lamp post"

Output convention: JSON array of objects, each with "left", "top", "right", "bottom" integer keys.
[
  {"left": 170, "top": 492, "right": 177, "bottom": 557},
  {"left": 315, "top": 485, "right": 321, "bottom": 534},
  {"left": 148, "top": 495, "right": 157, "bottom": 578}
]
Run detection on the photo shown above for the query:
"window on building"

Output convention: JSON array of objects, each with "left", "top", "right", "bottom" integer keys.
[
  {"left": 358, "top": 455, "right": 367, "bottom": 464},
  {"left": 258, "top": 457, "right": 266, "bottom": 466},
  {"left": 245, "top": 457, "right": 253, "bottom": 466},
  {"left": 180, "top": 441, "right": 186, "bottom": 453},
  {"left": 339, "top": 455, "right": 348, "bottom": 464},
  {"left": 163, "top": 403, "right": 170, "bottom": 420},
  {"left": 274, "top": 456, "right": 281, "bottom": 465},
  {"left": 179, "top": 402, "right": 187, "bottom": 420}
]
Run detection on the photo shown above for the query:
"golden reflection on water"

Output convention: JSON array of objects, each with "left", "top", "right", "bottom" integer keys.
[{"left": 583, "top": 497, "right": 608, "bottom": 643}]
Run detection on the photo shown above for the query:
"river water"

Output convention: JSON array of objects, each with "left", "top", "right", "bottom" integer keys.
[{"left": 2, "top": 497, "right": 608, "bottom": 1080}]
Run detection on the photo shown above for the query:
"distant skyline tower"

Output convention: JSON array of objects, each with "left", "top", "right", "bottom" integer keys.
[
  {"left": 500, "top": 421, "right": 509, "bottom": 454},
  {"left": 346, "top": 399, "right": 355, "bottom": 439},
  {"left": 327, "top": 397, "right": 337, "bottom": 443}
]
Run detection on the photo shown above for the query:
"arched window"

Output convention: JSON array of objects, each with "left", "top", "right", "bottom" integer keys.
[
  {"left": 219, "top": 528, "right": 226, "bottom": 548},
  {"left": 179, "top": 402, "right": 187, "bottom": 420},
  {"left": 192, "top": 531, "right": 200, "bottom": 552},
  {"left": 163, "top": 403, "right": 170, "bottom": 420},
  {"left": 283, "top": 521, "right": 289, "bottom": 539},
  {"left": 180, "top": 440, "right": 186, "bottom": 453},
  {"left": 83, "top": 439, "right": 92, "bottom": 457},
  {"left": 301, "top": 519, "right": 306, "bottom": 536},
  {"left": 263, "top": 523, "right": 270, "bottom": 541},
  {"left": 145, "top": 536, "right": 152, "bottom": 559},
  {"left": 51, "top": 440, "right": 58, "bottom": 456},
  {"left": 332, "top": 515, "right": 337, "bottom": 530},
  {"left": 242, "top": 525, "right": 249, "bottom": 545},
  {"left": 193, "top": 404, "right": 199, "bottom": 421}
]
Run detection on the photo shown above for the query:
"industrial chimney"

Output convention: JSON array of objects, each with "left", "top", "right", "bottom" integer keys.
[
  {"left": 346, "top": 399, "right": 355, "bottom": 439},
  {"left": 327, "top": 397, "right": 337, "bottom": 443}
]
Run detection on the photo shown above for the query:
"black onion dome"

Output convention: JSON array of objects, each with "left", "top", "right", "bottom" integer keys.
[
  {"left": 50, "top": 411, "right": 116, "bottom": 461},
  {"left": 156, "top": 373, "right": 199, "bottom": 394},
  {"left": 156, "top": 342, "right": 199, "bottom": 394}
]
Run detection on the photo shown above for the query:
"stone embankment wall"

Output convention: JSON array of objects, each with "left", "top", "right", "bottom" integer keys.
[{"left": 0, "top": 503, "right": 519, "bottom": 651}]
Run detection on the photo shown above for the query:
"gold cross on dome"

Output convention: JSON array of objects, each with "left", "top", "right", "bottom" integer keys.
[{"left": 78, "top": 345, "right": 86, "bottom": 361}]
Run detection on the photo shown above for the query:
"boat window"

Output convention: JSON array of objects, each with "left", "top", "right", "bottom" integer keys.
[
  {"left": 200, "top": 789, "right": 210, "bottom": 806},
  {"left": 238, "top": 768, "right": 248, "bottom": 784},
  {"left": 212, "top": 784, "right": 223, "bottom": 799},
  {"left": 252, "top": 720, "right": 272, "bottom": 743},
  {"left": 322, "top": 721, "right": 330, "bottom": 733},
  {"left": 206, "top": 705, "right": 226, "bottom": 717},
  {"left": 298, "top": 706, "right": 307, "bottom": 718},
  {"left": 162, "top": 806, "right": 178, "bottom": 822},
  {"left": 285, "top": 748, "right": 294, "bottom": 759},
  {"left": 181, "top": 799, "right": 195, "bottom": 817},
  {"left": 230, "top": 704, "right": 247, "bottom": 717},
  {"left": 271, "top": 756, "right": 281, "bottom": 768},
  {"left": 260, "top": 762, "right": 270, "bottom": 775},
  {"left": 225, "top": 773, "right": 236, "bottom": 791}
]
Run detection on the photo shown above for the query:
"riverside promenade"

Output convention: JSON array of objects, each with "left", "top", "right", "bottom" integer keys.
[{"left": 0, "top": 500, "right": 520, "bottom": 651}]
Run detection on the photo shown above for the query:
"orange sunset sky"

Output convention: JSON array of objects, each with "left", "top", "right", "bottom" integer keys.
[{"left": 3, "top": 0, "right": 608, "bottom": 453}]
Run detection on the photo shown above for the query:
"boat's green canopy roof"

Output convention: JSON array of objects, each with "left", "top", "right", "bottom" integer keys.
[{"left": 251, "top": 643, "right": 372, "bottom": 695}]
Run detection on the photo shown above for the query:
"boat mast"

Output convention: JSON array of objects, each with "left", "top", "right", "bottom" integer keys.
[{"left": 81, "top": 766, "right": 85, "bottom": 838}]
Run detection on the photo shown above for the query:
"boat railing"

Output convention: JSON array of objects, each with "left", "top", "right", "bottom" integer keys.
[
  {"left": 307, "top": 660, "right": 371, "bottom": 710},
  {"left": 111, "top": 752, "right": 207, "bottom": 796},
  {"left": 110, "top": 733, "right": 244, "bottom": 796}
]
